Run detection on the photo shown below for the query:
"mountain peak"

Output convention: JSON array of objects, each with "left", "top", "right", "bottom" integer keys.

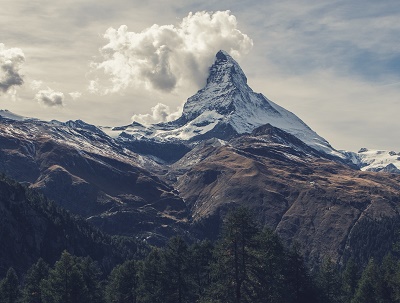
[
  {"left": 216, "top": 50, "right": 229, "bottom": 59},
  {"left": 206, "top": 50, "right": 247, "bottom": 86},
  {"left": 121, "top": 50, "right": 342, "bottom": 158}
]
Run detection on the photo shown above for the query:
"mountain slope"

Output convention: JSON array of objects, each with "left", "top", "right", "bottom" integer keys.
[
  {"left": 171, "top": 125, "right": 400, "bottom": 264},
  {"left": 0, "top": 174, "right": 141, "bottom": 277},
  {"left": 0, "top": 116, "right": 189, "bottom": 244}
]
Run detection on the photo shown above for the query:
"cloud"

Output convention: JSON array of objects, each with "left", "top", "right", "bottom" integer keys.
[
  {"left": 88, "top": 79, "right": 100, "bottom": 94},
  {"left": 92, "top": 10, "right": 253, "bottom": 94},
  {"left": 69, "top": 91, "right": 82, "bottom": 100},
  {"left": 131, "top": 103, "right": 182, "bottom": 125},
  {"left": 35, "top": 88, "right": 65, "bottom": 107},
  {"left": 30, "top": 80, "right": 43, "bottom": 90},
  {"left": 0, "top": 43, "right": 25, "bottom": 94}
]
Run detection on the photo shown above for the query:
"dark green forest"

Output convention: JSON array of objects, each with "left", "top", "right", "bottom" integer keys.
[{"left": 2, "top": 207, "right": 400, "bottom": 303}]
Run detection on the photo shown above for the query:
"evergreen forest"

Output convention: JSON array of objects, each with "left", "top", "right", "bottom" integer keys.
[{"left": 2, "top": 206, "right": 400, "bottom": 303}]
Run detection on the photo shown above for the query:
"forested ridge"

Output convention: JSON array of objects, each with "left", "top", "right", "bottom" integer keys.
[
  {"left": 2, "top": 206, "right": 400, "bottom": 303},
  {"left": 0, "top": 173, "right": 144, "bottom": 277}
]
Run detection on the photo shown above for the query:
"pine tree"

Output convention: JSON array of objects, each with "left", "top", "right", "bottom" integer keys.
[
  {"left": 162, "top": 236, "right": 191, "bottom": 303},
  {"left": 41, "top": 251, "right": 90, "bottom": 303},
  {"left": 352, "top": 258, "right": 381, "bottom": 303},
  {"left": 285, "top": 244, "right": 316, "bottom": 303},
  {"left": 76, "top": 257, "right": 104, "bottom": 303},
  {"left": 137, "top": 248, "right": 164, "bottom": 303},
  {"left": 22, "top": 258, "right": 50, "bottom": 303},
  {"left": 106, "top": 260, "right": 137, "bottom": 303},
  {"left": 250, "top": 229, "right": 286, "bottom": 303},
  {"left": 341, "top": 258, "right": 359, "bottom": 303},
  {"left": 0, "top": 267, "right": 20, "bottom": 303},
  {"left": 380, "top": 254, "right": 399, "bottom": 303},
  {"left": 188, "top": 240, "right": 213, "bottom": 300},
  {"left": 317, "top": 258, "right": 342, "bottom": 303},
  {"left": 207, "top": 207, "right": 259, "bottom": 303}
]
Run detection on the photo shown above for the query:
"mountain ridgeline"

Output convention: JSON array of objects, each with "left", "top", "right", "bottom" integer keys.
[{"left": 0, "top": 50, "right": 400, "bottom": 274}]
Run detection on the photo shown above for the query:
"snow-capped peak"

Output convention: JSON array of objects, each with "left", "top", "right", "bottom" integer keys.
[
  {"left": 343, "top": 148, "right": 400, "bottom": 173},
  {"left": 180, "top": 50, "right": 281, "bottom": 124},
  {"left": 205, "top": 50, "right": 247, "bottom": 87},
  {"left": 114, "top": 50, "right": 343, "bottom": 158}
]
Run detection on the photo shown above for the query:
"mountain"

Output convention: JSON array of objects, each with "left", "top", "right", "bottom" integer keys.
[
  {"left": 168, "top": 124, "right": 400, "bottom": 264},
  {"left": 0, "top": 109, "right": 27, "bottom": 121},
  {"left": 0, "top": 50, "right": 400, "bottom": 267},
  {"left": 0, "top": 116, "right": 190, "bottom": 245},
  {"left": 344, "top": 148, "right": 400, "bottom": 173},
  {"left": 108, "top": 50, "right": 343, "bottom": 160}
]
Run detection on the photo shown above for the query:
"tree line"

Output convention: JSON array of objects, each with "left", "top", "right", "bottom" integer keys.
[{"left": 2, "top": 207, "right": 400, "bottom": 303}]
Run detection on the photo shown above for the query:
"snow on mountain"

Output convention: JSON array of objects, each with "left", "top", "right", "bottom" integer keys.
[
  {"left": 343, "top": 148, "right": 400, "bottom": 173},
  {"left": 0, "top": 109, "right": 28, "bottom": 121},
  {"left": 0, "top": 116, "right": 150, "bottom": 170},
  {"left": 125, "top": 50, "right": 343, "bottom": 158}
]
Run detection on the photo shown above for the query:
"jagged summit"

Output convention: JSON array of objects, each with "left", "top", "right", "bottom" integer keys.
[
  {"left": 205, "top": 50, "right": 247, "bottom": 86},
  {"left": 119, "top": 50, "right": 342, "bottom": 158},
  {"left": 180, "top": 49, "right": 281, "bottom": 128}
]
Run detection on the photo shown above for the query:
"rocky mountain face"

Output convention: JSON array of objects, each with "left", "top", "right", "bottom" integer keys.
[
  {"left": 0, "top": 116, "right": 190, "bottom": 245},
  {"left": 171, "top": 124, "right": 400, "bottom": 264},
  {"left": 0, "top": 51, "right": 399, "bottom": 266}
]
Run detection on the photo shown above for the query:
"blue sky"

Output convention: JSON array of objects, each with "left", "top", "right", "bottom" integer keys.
[{"left": 1, "top": 0, "right": 399, "bottom": 151}]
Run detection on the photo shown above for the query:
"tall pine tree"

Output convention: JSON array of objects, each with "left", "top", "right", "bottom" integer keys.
[
  {"left": 106, "top": 260, "right": 137, "bottom": 303},
  {"left": 207, "top": 207, "right": 259, "bottom": 303},
  {"left": 41, "top": 251, "right": 100, "bottom": 303},
  {"left": 22, "top": 259, "right": 50, "bottom": 303},
  {"left": 0, "top": 267, "right": 20, "bottom": 303},
  {"left": 352, "top": 258, "right": 382, "bottom": 303}
]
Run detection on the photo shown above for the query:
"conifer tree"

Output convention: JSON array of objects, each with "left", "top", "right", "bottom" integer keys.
[
  {"left": 250, "top": 229, "right": 286, "bottom": 303},
  {"left": 352, "top": 258, "right": 381, "bottom": 303},
  {"left": 22, "top": 258, "right": 50, "bottom": 303},
  {"left": 76, "top": 257, "right": 104, "bottom": 303},
  {"left": 208, "top": 207, "right": 259, "bottom": 303},
  {"left": 188, "top": 240, "right": 213, "bottom": 300},
  {"left": 106, "top": 260, "right": 137, "bottom": 303},
  {"left": 41, "top": 251, "right": 91, "bottom": 303},
  {"left": 285, "top": 244, "right": 316, "bottom": 303},
  {"left": 162, "top": 237, "right": 191, "bottom": 303},
  {"left": 341, "top": 258, "right": 359, "bottom": 303},
  {"left": 317, "top": 258, "right": 342, "bottom": 303},
  {"left": 137, "top": 248, "right": 164, "bottom": 303},
  {"left": 0, "top": 267, "right": 20, "bottom": 303},
  {"left": 380, "top": 254, "right": 399, "bottom": 303}
]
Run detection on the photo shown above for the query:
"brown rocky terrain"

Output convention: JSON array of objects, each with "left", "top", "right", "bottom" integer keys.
[
  {"left": 0, "top": 118, "right": 190, "bottom": 245},
  {"left": 171, "top": 125, "right": 400, "bottom": 264}
]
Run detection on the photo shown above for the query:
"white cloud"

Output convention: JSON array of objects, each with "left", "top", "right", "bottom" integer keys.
[
  {"left": 30, "top": 80, "right": 43, "bottom": 90},
  {"left": 69, "top": 91, "right": 82, "bottom": 100},
  {"left": 131, "top": 103, "right": 182, "bottom": 125},
  {"left": 91, "top": 10, "right": 253, "bottom": 94},
  {"left": 35, "top": 88, "right": 65, "bottom": 107},
  {"left": 0, "top": 43, "right": 25, "bottom": 95},
  {"left": 88, "top": 79, "right": 100, "bottom": 94}
]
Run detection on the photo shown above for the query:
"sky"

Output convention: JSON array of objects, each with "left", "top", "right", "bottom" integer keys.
[{"left": 1, "top": 0, "right": 400, "bottom": 152}]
